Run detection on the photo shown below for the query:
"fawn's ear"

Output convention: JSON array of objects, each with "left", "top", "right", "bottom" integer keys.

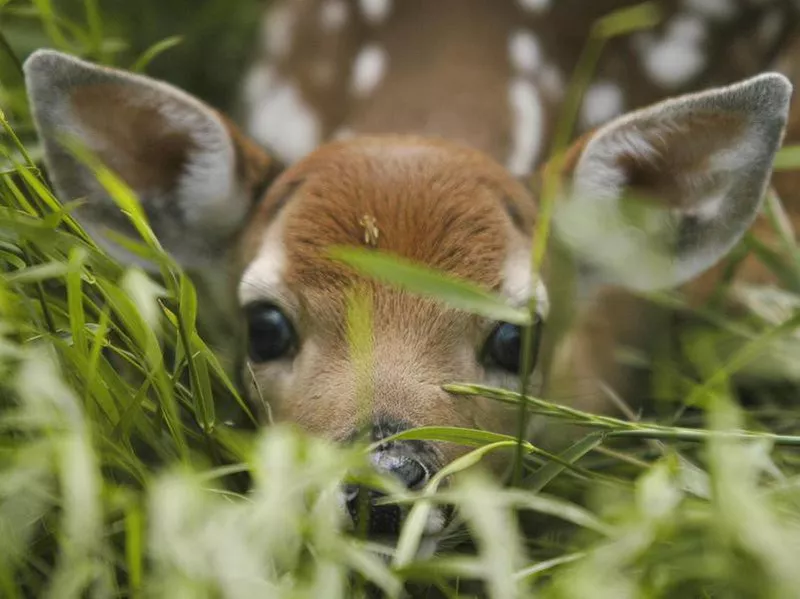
[
  {"left": 553, "top": 73, "right": 792, "bottom": 292},
  {"left": 24, "top": 49, "right": 282, "bottom": 270}
]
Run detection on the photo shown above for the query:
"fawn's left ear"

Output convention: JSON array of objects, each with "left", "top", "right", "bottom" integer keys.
[
  {"left": 24, "top": 49, "right": 282, "bottom": 271},
  {"left": 553, "top": 73, "right": 792, "bottom": 292}
]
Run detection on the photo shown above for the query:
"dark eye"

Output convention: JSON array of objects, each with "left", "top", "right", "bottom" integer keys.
[
  {"left": 483, "top": 318, "right": 543, "bottom": 374},
  {"left": 245, "top": 303, "right": 297, "bottom": 362}
]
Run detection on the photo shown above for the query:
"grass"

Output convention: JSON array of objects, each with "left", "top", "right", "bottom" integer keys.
[{"left": 1, "top": 0, "right": 800, "bottom": 597}]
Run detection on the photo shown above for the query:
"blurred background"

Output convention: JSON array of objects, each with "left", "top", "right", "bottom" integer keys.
[{"left": 0, "top": 0, "right": 265, "bottom": 134}]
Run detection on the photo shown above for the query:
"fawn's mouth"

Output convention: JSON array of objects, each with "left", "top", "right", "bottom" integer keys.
[
  {"left": 346, "top": 486, "right": 450, "bottom": 531},
  {"left": 340, "top": 486, "right": 452, "bottom": 556}
]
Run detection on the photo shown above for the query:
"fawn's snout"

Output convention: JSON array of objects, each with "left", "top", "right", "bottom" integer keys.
[{"left": 344, "top": 420, "right": 445, "bottom": 539}]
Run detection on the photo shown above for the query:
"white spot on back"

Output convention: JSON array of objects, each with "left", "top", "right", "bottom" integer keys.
[
  {"left": 332, "top": 126, "right": 356, "bottom": 140},
  {"left": 517, "top": 0, "right": 551, "bottom": 13},
  {"left": 245, "top": 68, "right": 321, "bottom": 163},
  {"left": 320, "top": 0, "right": 349, "bottom": 32},
  {"left": 539, "top": 64, "right": 565, "bottom": 98},
  {"left": 636, "top": 14, "right": 707, "bottom": 88},
  {"left": 263, "top": 4, "right": 295, "bottom": 58},
  {"left": 670, "top": 13, "right": 707, "bottom": 42},
  {"left": 507, "top": 78, "right": 544, "bottom": 176},
  {"left": 359, "top": 0, "right": 392, "bottom": 24},
  {"left": 682, "top": 0, "right": 737, "bottom": 20},
  {"left": 508, "top": 30, "right": 541, "bottom": 74},
  {"left": 581, "top": 81, "right": 625, "bottom": 129},
  {"left": 243, "top": 63, "right": 273, "bottom": 106},
  {"left": 350, "top": 44, "right": 388, "bottom": 97}
]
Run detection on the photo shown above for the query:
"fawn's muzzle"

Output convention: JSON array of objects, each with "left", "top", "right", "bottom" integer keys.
[{"left": 344, "top": 420, "right": 445, "bottom": 539}]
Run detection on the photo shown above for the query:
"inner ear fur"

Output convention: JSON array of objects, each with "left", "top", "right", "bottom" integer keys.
[
  {"left": 549, "top": 73, "right": 792, "bottom": 292},
  {"left": 24, "top": 49, "right": 283, "bottom": 271}
]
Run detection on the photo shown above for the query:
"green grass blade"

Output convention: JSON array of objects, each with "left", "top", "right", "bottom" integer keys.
[
  {"left": 393, "top": 441, "right": 518, "bottom": 568},
  {"left": 130, "top": 35, "right": 183, "bottom": 72},
  {"left": 328, "top": 247, "right": 531, "bottom": 325},
  {"left": 773, "top": 145, "right": 800, "bottom": 171},
  {"left": 525, "top": 432, "right": 606, "bottom": 493}
]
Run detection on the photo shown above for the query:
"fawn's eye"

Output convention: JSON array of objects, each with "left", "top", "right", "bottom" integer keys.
[
  {"left": 483, "top": 318, "right": 543, "bottom": 374},
  {"left": 245, "top": 303, "right": 297, "bottom": 362}
]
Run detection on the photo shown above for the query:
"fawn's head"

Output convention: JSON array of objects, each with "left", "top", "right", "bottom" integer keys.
[{"left": 24, "top": 50, "right": 790, "bottom": 542}]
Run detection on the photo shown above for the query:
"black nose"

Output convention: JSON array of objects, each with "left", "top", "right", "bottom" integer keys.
[
  {"left": 391, "top": 456, "right": 429, "bottom": 489},
  {"left": 345, "top": 455, "right": 431, "bottom": 537}
]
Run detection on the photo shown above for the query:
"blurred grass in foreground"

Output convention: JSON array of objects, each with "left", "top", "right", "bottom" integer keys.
[{"left": 1, "top": 0, "right": 800, "bottom": 598}]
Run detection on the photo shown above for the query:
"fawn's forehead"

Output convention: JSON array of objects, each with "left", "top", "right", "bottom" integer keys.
[{"left": 239, "top": 136, "right": 538, "bottom": 313}]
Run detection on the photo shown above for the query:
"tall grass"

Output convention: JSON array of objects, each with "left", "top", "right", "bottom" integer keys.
[{"left": 1, "top": 0, "right": 800, "bottom": 597}]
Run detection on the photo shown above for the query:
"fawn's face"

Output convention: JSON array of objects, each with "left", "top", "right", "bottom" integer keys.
[
  {"left": 24, "top": 50, "right": 790, "bottom": 543},
  {"left": 236, "top": 137, "right": 542, "bottom": 458}
]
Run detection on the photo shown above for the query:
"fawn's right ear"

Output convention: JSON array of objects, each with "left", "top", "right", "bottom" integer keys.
[{"left": 24, "top": 49, "right": 282, "bottom": 270}]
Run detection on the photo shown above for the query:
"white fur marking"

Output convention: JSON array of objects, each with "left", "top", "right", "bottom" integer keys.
[
  {"left": 689, "top": 190, "right": 727, "bottom": 221},
  {"left": 263, "top": 4, "right": 295, "bottom": 58},
  {"left": 332, "top": 126, "right": 356, "bottom": 140},
  {"left": 243, "top": 64, "right": 273, "bottom": 107},
  {"left": 581, "top": 81, "right": 625, "bottom": 128},
  {"left": 636, "top": 14, "right": 707, "bottom": 88},
  {"left": 177, "top": 138, "right": 239, "bottom": 233},
  {"left": 246, "top": 70, "right": 321, "bottom": 163},
  {"left": 570, "top": 127, "right": 655, "bottom": 206},
  {"left": 670, "top": 13, "right": 707, "bottom": 43},
  {"left": 539, "top": 64, "right": 565, "bottom": 98},
  {"left": 683, "top": 0, "right": 737, "bottom": 19},
  {"left": 239, "top": 225, "right": 288, "bottom": 306},
  {"left": 507, "top": 78, "right": 544, "bottom": 176},
  {"left": 320, "top": 0, "right": 349, "bottom": 31},
  {"left": 708, "top": 129, "right": 764, "bottom": 173},
  {"left": 417, "top": 538, "right": 440, "bottom": 560},
  {"left": 424, "top": 508, "right": 446, "bottom": 535},
  {"left": 509, "top": 30, "right": 541, "bottom": 74},
  {"left": 517, "top": 0, "right": 551, "bottom": 13},
  {"left": 351, "top": 44, "right": 387, "bottom": 97},
  {"left": 502, "top": 245, "right": 550, "bottom": 318},
  {"left": 359, "top": 0, "right": 392, "bottom": 24}
]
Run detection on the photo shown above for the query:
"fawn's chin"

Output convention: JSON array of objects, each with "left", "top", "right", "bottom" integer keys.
[{"left": 339, "top": 492, "right": 450, "bottom": 557}]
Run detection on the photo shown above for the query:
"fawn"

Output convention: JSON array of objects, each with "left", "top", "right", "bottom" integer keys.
[{"left": 24, "top": 0, "right": 799, "bottom": 546}]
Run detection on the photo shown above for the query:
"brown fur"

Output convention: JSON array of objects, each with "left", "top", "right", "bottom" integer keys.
[
  {"left": 71, "top": 85, "right": 195, "bottom": 192},
  {"left": 252, "top": 0, "right": 799, "bottom": 167},
  {"left": 616, "top": 113, "right": 746, "bottom": 210},
  {"left": 231, "top": 10, "right": 800, "bottom": 454},
  {"left": 238, "top": 136, "right": 538, "bottom": 462},
  {"left": 61, "top": 1, "right": 800, "bottom": 465},
  {"left": 220, "top": 113, "right": 284, "bottom": 196}
]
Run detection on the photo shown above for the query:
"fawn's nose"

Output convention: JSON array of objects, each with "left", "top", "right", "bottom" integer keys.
[
  {"left": 344, "top": 455, "right": 431, "bottom": 537},
  {"left": 391, "top": 456, "right": 429, "bottom": 488},
  {"left": 344, "top": 419, "right": 436, "bottom": 537}
]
